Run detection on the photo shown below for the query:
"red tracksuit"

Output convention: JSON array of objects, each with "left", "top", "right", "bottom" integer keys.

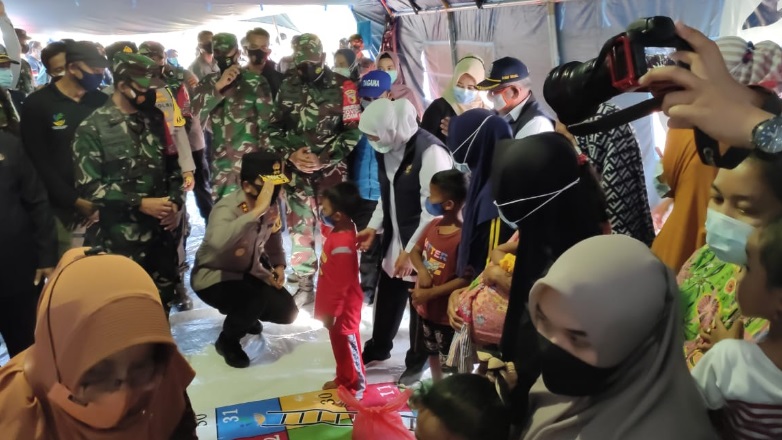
[{"left": 315, "top": 229, "right": 366, "bottom": 397}]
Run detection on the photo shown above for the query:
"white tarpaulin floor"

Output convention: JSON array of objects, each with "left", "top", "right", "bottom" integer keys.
[{"left": 0, "top": 194, "right": 421, "bottom": 440}]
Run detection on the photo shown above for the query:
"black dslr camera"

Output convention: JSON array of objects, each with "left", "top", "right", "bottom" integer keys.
[{"left": 544, "top": 16, "right": 691, "bottom": 128}]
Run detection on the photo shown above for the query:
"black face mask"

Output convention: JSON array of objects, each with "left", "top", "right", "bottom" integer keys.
[
  {"left": 200, "top": 42, "right": 214, "bottom": 55},
  {"left": 538, "top": 333, "right": 619, "bottom": 396},
  {"left": 247, "top": 48, "right": 268, "bottom": 66},
  {"left": 297, "top": 63, "right": 323, "bottom": 84},
  {"left": 124, "top": 84, "right": 158, "bottom": 113},
  {"left": 217, "top": 56, "right": 235, "bottom": 74}
]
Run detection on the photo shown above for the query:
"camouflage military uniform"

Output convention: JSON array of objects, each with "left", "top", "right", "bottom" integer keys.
[
  {"left": 0, "top": 86, "right": 20, "bottom": 134},
  {"left": 268, "top": 34, "right": 361, "bottom": 278},
  {"left": 17, "top": 59, "right": 35, "bottom": 95},
  {"left": 191, "top": 33, "right": 275, "bottom": 201},
  {"left": 73, "top": 54, "right": 184, "bottom": 307}
]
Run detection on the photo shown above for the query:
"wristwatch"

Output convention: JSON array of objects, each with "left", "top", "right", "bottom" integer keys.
[{"left": 752, "top": 115, "right": 782, "bottom": 154}]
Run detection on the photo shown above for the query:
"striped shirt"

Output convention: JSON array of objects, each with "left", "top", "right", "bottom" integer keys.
[{"left": 692, "top": 339, "right": 782, "bottom": 439}]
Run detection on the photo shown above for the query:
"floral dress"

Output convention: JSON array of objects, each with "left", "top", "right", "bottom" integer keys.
[{"left": 678, "top": 245, "right": 769, "bottom": 369}]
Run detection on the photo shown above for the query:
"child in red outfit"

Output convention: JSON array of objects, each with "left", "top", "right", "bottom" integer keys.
[
  {"left": 315, "top": 182, "right": 367, "bottom": 398},
  {"left": 409, "top": 170, "right": 469, "bottom": 381}
]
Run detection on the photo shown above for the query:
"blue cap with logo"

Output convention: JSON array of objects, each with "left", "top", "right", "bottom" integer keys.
[
  {"left": 358, "top": 70, "right": 392, "bottom": 99},
  {"left": 477, "top": 56, "right": 529, "bottom": 91}
]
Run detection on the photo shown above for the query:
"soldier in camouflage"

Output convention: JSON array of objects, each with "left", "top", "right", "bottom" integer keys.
[
  {"left": 73, "top": 53, "right": 184, "bottom": 312},
  {"left": 192, "top": 32, "right": 276, "bottom": 202},
  {"left": 15, "top": 28, "right": 35, "bottom": 95},
  {"left": 268, "top": 33, "right": 361, "bottom": 305}
]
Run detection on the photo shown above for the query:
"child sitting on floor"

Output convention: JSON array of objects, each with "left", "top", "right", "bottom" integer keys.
[
  {"left": 315, "top": 182, "right": 366, "bottom": 398},
  {"left": 409, "top": 170, "right": 469, "bottom": 382},
  {"left": 410, "top": 374, "right": 509, "bottom": 440},
  {"left": 692, "top": 217, "right": 782, "bottom": 438}
]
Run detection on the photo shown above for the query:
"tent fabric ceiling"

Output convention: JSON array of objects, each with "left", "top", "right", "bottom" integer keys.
[{"left": 7, "top": 0, "right": 366, "bottom": 35}]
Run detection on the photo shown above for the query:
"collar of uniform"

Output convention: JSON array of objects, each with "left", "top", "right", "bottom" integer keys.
[{"left": 507, "top": 94, "right": 532, "bottom": 123}]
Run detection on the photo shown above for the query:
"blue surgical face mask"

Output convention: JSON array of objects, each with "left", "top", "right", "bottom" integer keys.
[
  {"left": 168, "top": 58, "right": 180, "bottom": 68},
  {"left": 453, "top": 86, "right": 477, "bottom": 104},
  {"left": 450, "top": 116, "right": 491, "bottom": 174},
  {"left": 76, "top": 67, "right": 104, "bottom": 91},
  {"left": 0, "top": 69, "right": 12, "bottom": 89},
  {"left": 425, "top": 198, "right": 445, "bottom": 216},
  {"left": 386, "top": 69, "right": 398, "bottom": 83},
  {"left": 705, "top": 208, "right": 754, "bottom": 265},
  {"left": 494, "top": 179, "right": 581, "bottom": 229}
]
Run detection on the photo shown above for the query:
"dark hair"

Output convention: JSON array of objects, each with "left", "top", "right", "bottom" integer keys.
[
  {"left": 379, "top": 53, "right": 392, "bottom": 61},
  {"left": 197, "top": 31, "right": 213, "bottom": 44},
  {"left": 348, "top": 34, "right": 363, "bottom": 43},
  {"left": 577, "top": 159, "right": 610, "bottom": 226},
  {"left": 413, "top": 375, "right": 509, "bottom": 440},
  {"left": 431, "top": 169, "right": 467, "bottom": 204},
  {"left": 41, "top": 41, "right": 68, "bottom": 70},
  {"left": 749, "top": 150, "right": 782, "bottom": 205},
  {"left": 760, "top": 216, "right": 782, "bottom": 288},
  {"left": 246, "top": 27, "right": 270, "bottom": 41},
  {"left": 321, "top": 182, "right": 361, "bottom": 221}
]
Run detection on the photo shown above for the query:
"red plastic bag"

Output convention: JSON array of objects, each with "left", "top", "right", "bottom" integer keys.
[{"left": 338, "top": 386, "right": 415, "bottom": 440}]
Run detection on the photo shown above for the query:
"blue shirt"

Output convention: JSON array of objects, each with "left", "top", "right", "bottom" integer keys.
[{"left": 352, "top": 136, "right": 380, "bottom": 201}]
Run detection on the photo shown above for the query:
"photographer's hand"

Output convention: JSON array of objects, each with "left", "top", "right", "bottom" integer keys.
[{"left": 639, "top": 22, "right": 773, "bottom": 148}]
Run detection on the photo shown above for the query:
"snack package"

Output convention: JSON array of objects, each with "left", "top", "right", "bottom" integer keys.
[{"left": 342, "top": 80, "right": 361, "bottom": 125}]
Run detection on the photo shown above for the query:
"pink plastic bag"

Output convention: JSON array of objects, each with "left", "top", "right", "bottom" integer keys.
[{"left": 338, "top": 386, "right": 415, "bottom": 440}]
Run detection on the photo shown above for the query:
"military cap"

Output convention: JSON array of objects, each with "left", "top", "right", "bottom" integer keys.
[
  {"left": 111, "top": 53, "right": 165, "bottom": 89},
  {"left": 294, "top": 33, "right": 323, "bottom": 65},
  {"left": 139, "top": 41, "right": 166, "bottom": 58},
  {"left": 213, "top": 33, "right": 239, "bottom": 55}
]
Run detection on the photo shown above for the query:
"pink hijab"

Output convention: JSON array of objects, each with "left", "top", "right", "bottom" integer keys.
[{"left": 378, "top": 50, "right": 425, "bottom": 119}]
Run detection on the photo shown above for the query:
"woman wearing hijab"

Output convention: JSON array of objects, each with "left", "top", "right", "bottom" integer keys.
[
  {"left": 333, "top": 48, "right": 357, "bottom": 81},
  {"left": 376, "top": 51, "right": 425, "bottom": 119},
  {"left": 0, "top": 248, "right": 197, "bottom": 439},
  {"left": 421, "top": 55, "right": 487, "bottom": 144},
  {"left": 651, "top": 129, "right": 718, "bottom": 272},
  {"left": 357, "top": 98, "right": 452, "bottom": 385},
  {"left": 522, "top": 235, "right": 715, "bottom": 440},
  {"left": 490, "top": 132, "right": 609, "bottom": 430},
  {"left": 446, "top": 108, "right": 514, "bottom": 280},
  {"left": 558, "top": 102, "right": 655, "bottom": 246}
]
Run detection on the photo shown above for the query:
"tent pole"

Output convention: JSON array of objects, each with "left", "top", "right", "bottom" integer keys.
[
  {"left": 447, "top": 10, "right": 459, "bottom": 67},
  {"left": 546, "top": 0, "right": 560, "bottom": 67},
  {"left": 391, "top": 0, "right": 571, "bottom": 17}
]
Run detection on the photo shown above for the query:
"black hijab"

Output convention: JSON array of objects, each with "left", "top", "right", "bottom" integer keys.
[
  {"left": 491, "top": 132, "right": 605, "bottom": 427},
  {"left": 447, "top": 108, "right": 513, "bottom": 278}
]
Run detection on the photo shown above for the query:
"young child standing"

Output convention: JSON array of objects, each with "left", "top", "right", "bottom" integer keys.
[
  {"left": 316, "top": 182, "right": 366, "bottom": 397},
  {"left": 409, "top": 170, "right": 469, "bottom": 381},
  {"left": 692, "top": 218, "right": 782, "bottom": 438}
]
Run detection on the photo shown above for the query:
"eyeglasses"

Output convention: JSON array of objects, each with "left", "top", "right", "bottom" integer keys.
[{"left": 80, "top": 360, "right": 163, "bottom": 394}]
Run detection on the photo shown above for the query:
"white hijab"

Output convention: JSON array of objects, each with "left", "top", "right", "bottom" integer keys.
[{"left": 358, "top": 98, "right": 419, "bottom": 152}]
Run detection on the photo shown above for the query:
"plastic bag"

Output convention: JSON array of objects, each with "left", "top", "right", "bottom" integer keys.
[
  {"left": 337, "top": 386, "right": 415, "bottom": 440},
  {"left": 445, "top": 323, "right": 477, "bottom": 373}
]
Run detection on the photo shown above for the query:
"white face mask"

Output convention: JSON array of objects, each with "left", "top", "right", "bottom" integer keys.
[
  {"left": 705, "top": 208, "right": 755, "bottom": 265},
  {"left": 494, "top": 178, "right": 580, "bottom": 229},
  {"left": 450, "top": 116, "right": 492, "bottom": 174},
  {"left": 491, "top": 91, "right": 507, "bottom": 112},
  {"left": 333, "top": 67, "right": 351, "bottom": 78},
  {"left": 386, "top": 69, "right": 398, "bottom": 83},
  {"left": 368, "top": 139, "right": 393, "bottom": 154},
  {"left": 0, "top": 69, "right": 13, "bottom": 89}
]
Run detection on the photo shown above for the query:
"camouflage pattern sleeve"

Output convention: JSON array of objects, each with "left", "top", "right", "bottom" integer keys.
[
  {"left": 166, "top": 153, "right": 185, "bottom": 209},
  {"left": 318, "top": 120, "right": 361, "bottom": 167},
  {"left": 73, "top": 123, "right": 143, "bottom": 211},
  {"left": 191, "top": 72, "right": 223, "bottom": 127},
  {"left": 266, "top": 86, "right": 300, "bottom": 161}
]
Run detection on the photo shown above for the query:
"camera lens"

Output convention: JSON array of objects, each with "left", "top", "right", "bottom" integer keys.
[{"left": 543, "top": 57, "right": 619, "bottom": 126}]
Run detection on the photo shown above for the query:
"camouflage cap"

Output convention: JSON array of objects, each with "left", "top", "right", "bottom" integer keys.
[
  {"left": 294, "top": 33, "right": 323, "bottom": 65},
  {"left": 139, "top": 41, "right": 166, "bottom": 58},
  {"left": 112, "top": 53, "right": 165, "bottom": 89},
  {"left": 212, "top": 33, "right": 238, "bottom": 55},
  {"left": 105, "top": 41, "right": 138, "bottom": 64}
]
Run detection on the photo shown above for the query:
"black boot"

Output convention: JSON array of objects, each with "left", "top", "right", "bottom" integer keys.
[{"left": 215, "top": 332, "right": 250, "bottom": 368}]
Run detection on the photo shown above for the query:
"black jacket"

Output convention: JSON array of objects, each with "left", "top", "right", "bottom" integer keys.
[
  {"left": 0, "top": 133, "right": 57, "bottom": 295},
  {"left": 262, "top": 61, "right": 285, "bottom": 101}
]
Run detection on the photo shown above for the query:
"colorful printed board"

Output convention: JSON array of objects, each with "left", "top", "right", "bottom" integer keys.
[{"left": 215, "top": 383, "right": 416, "bottom": 440}]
